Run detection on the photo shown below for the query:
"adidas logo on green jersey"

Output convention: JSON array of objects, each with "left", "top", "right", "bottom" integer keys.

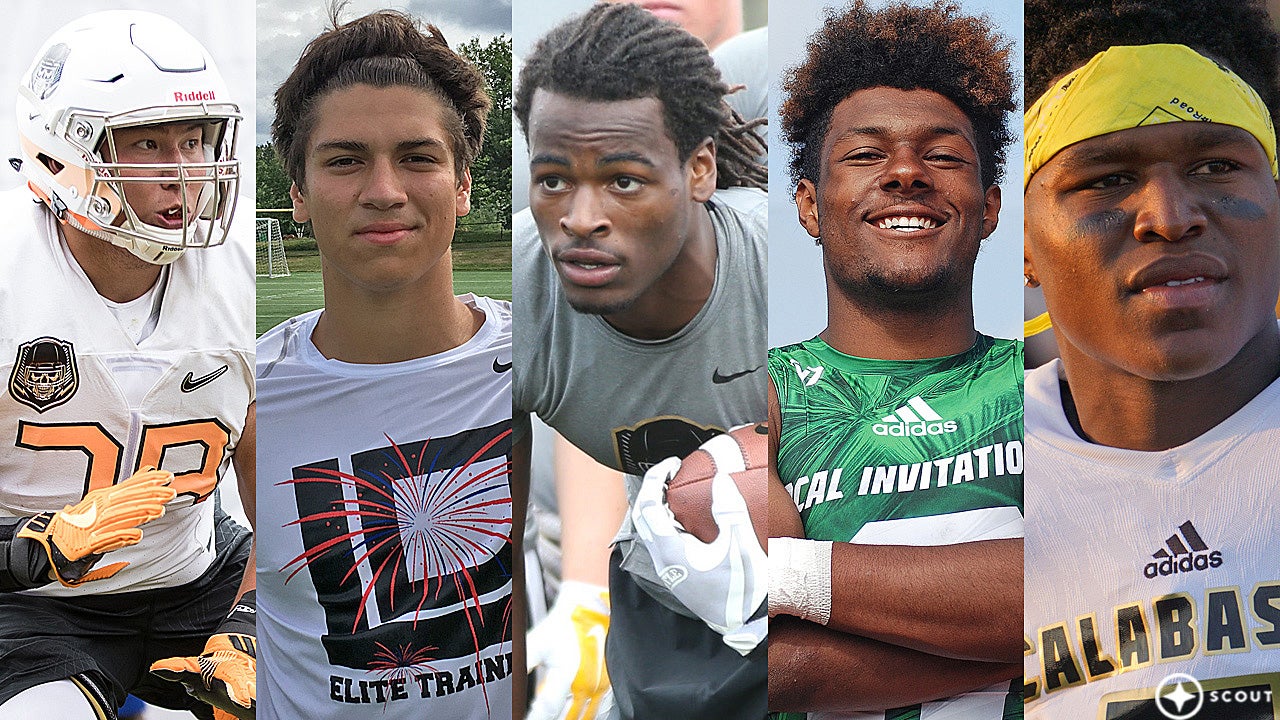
[{"left": 872, "top": 396, "right": 958, "bottom": 437}]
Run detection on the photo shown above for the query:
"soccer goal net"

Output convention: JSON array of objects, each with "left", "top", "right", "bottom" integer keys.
[{"left": 256, "top": 217, "right": 291, "bottom": 278}]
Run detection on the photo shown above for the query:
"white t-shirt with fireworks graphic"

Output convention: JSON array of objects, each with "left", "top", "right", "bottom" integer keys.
[{"left": 255, "top": 295, "right": 515, "bottom": 719}]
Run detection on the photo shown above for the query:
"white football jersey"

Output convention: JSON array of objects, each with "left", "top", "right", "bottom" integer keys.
[
  {"left": 1024, "top": 359, "right": 1280, "bottom": 719},
  {"left": 0, "top": 188, "right": 254, "bottom": 595},
  {"left": 255, "top": 296, "right": 515, "bottom": 720}
]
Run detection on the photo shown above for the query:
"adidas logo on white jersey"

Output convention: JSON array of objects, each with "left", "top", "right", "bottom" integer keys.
[
  {"left": 1144, "top": 520, "right": 1223, "bottom": 578},
  {"left": 872, "top": 396, "right": 958, "bottom": 437}
]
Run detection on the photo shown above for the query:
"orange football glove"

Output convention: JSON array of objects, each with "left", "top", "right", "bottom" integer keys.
[
  {"left": 152, "top": 591, "right": 256, "bottom": 719},
  {"left": 16, "top": 467, "right": 175, "bottom": 587}
]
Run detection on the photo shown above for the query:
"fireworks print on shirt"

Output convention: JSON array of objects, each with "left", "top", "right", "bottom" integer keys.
[{"left": 279, "top": 420, "right": 514, "bottom": 711}]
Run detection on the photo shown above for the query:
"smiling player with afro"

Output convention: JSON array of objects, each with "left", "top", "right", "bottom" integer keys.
[
  {"left": 780, "top": 0, "right": 1016, "bottom": 189},
  {"left": 767, "top": 1, "right": 1025, "bottom": 718}
]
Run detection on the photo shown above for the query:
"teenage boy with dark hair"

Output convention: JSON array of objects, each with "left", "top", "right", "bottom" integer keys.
[{"left": 256, "top": 10, "right": 519, "bottom": 719}]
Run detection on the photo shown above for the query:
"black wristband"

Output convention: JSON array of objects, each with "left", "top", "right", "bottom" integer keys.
[
  {"left": 219, "top": 589, "right": 256, "bottom": 637},
  {"left": 0, "top": 516, "right": 52, "bottom": 592}
]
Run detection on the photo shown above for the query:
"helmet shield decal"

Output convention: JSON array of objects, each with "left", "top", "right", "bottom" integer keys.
[{"left": 30, "top": 43, "right": 70, "bottom": 100}]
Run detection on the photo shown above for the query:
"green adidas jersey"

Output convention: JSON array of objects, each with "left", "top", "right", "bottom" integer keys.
[{"left": 768, "top": 334, "right": 1024, "bottom": 720}]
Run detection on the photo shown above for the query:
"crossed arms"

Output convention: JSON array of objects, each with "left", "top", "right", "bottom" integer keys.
[{"left": 767, "top": 381, "right": 1022, "bottom": 713}]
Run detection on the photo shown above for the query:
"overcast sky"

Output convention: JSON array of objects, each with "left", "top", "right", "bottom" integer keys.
[{"left": 256, "top": 0, "right": 511, "bottom": 147}]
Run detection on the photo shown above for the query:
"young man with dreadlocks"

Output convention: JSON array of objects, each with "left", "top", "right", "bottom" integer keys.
[
  {"left": 513, "top": 3, "right": 769, "bottom": 719},
  {"left": 255, "top": 9, "right": 520, "bottom": 719},
  {"left": 1022, "top": 0, "right": 1280, "bottom": 716},
  {"left": 766, "top": 2, "right": 1024, "bottom": 717}
]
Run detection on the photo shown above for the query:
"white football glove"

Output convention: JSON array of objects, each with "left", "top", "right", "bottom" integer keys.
[
  {"left": 526, "top": 580, "right": 614, "bottom": 720},
  {"left": 632, "top": 456, "right": 768, "bottom": 655}
]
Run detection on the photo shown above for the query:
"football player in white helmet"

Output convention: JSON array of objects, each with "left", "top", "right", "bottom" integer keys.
[
  {"left": 14, "top": 9, "right": 240, "bottom": 266},
  {"left": 0, "top": 9, "right": 255, "bottom": 720},
  {"left": 14, "top": 9, "right": 240, "bottom": 267}
]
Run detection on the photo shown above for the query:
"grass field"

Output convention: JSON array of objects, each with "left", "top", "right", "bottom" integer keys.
[{"left": 256, "top": 240, "right": 512, "bottom": 336}]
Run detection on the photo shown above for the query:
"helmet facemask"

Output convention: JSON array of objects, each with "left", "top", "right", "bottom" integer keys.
[{"left": 57, "top": 107, "right": 241, "bottom": 265}]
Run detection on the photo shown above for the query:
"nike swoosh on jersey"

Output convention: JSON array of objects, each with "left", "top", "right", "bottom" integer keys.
[
  {"left": 59, "top": 504, "right": 98, "bottom": 529},
  {"left": 712, "top": 365, "right": 762, "bottom": 384},
  {"left": 181, "top": 365, "right": 229, "bottom": 393},
  {"left": 493, "top": 358, "right": 512, "bottom": 373}
]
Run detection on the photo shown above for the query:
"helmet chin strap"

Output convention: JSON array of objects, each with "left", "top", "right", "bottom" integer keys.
[
  {"left": 60, "top": 204, "right": 187, "bottom": 266},
  {"left": 101, "top": 172, "right": 221, "bottom": 265},
  {"left": 116, "top": 203, "right": 189, "bottom": 265}
]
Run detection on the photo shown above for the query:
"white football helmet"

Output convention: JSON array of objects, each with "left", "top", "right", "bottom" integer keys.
[{"left": 14, "top": 10, "right": 241, "bottom": 265}]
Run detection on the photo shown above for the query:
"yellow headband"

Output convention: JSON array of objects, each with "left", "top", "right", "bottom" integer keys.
[
  {"left": 1023, "top": 44, "right": 1278, "bottom": 337},
  {"left": 1025, "top": 43, "right": 1277, "bottom": 190}
]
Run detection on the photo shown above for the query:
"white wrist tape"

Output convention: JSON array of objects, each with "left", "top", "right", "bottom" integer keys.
[{"left": 767, "top": 537, "right": 832, "bottom": 625}]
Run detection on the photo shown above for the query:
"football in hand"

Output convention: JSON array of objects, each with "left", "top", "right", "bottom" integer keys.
[{"left": 664, "top": 422, "right": 768, "bottom": 549}]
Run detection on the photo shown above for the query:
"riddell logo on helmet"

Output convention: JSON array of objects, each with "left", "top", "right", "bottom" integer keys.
[{"left": 174, "top": 89, "right": 216, "bottom": 102}]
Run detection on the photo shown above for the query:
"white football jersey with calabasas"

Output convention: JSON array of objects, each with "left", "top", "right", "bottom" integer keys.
[
  {"left": 255, "top": 297, "right": 515, "bottom": 720},
  {"left": 0, "top": 188, "right": 254, "bottom": 596},
  {"left": 1024, "top": 359, "right": 1280, "bottom": 719}
]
